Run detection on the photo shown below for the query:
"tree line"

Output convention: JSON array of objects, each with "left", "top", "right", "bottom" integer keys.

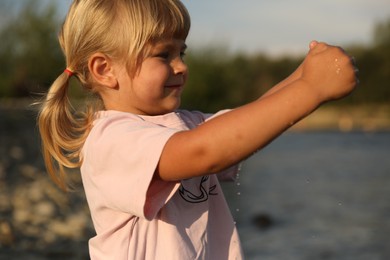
[
  {"left": 182, "top": 20, "right": 390, "bottom": 112},
  {"left": 0, "top": 1, "right": 389, "bottom": 112}
]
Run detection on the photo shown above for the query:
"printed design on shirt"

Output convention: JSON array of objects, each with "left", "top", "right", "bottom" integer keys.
[{"left": 179, "top": 175, "right": 217, "bottom": 203}]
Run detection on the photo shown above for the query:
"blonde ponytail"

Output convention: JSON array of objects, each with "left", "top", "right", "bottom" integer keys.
[{"left": 38, "top": 71, "right": 93, "bottom": 191}]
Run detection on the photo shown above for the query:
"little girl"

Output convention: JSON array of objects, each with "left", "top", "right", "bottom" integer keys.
[{"left": 38, "top": 0, "right": 358, "bottom": 259}]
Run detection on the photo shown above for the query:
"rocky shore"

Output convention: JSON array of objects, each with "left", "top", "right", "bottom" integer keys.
[{"left": 0, "top": 106, "right": 93, "bottom": 259}]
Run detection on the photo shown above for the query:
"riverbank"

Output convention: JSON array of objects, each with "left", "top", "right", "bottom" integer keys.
[
  {"left": 291, "top": 104, "right": 390, "bottom": 132},
  {"left": 1, "top": 98, "right": 389, "bottom": 132}
]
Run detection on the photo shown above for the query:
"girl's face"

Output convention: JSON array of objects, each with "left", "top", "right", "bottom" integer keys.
[{"left": 112, "top": 38, "right": 188, "bottom": 115}]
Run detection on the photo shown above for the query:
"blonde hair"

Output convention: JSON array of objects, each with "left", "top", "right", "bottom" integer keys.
[{"left": 38, "top": 0, "right": 191, "bottom": 191}]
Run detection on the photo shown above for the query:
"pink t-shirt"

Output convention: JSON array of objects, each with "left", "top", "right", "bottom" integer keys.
[{"left": 81, "top": 110, "right": 243, "bottom": 260}]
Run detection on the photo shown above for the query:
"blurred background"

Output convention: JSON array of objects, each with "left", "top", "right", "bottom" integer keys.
[{"left": 0, "top": 0, "right": 389, "bottom": 259}]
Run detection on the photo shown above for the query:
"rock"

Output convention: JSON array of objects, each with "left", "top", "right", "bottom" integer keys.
[
  {"left": 9, "top": 146, "right": 24, "bottom": 161},
  {"left": 252, "top": 213, "right": 274, "bottom": 230},
  {"left": 0, "top": 220, "right": 15, "bottom": 247},
  {"left": 0, "top": 191, "right": 11, "bottom": 213},
  {"left": 33, "top": 201, "right": 56, "bottom": 220}
]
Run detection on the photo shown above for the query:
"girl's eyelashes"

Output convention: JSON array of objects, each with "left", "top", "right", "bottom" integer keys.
[
  {"left": 155, "top": 51, "right": 170, "bottom": 59},
  {"left": 153, "top": 50, "right": 186, "bottom": 61},
  {"left": 180, "top": 51, "right": 186, "bottom": 60}
]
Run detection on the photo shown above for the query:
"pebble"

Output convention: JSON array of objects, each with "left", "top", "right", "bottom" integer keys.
[{"left": 252, "top": 213, "right": 274, "bottom": 230}]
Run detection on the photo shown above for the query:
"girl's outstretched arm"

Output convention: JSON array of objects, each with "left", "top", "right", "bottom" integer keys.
[{"left": 157, "top": 42, "right": 358, "bottom": 181}]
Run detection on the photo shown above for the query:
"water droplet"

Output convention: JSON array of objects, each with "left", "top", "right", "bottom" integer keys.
[
  {"left": 236, "top": 182, "right": 241, "bottom": 186},
  {"left": 236, "top": 208, "right": 240, "bottom": 212},
  {"left": 237, "top": 192, "right": 241, "bottom": 196},
  {"left": 338, "top": 202, "right": 342, "bottom": 206}
]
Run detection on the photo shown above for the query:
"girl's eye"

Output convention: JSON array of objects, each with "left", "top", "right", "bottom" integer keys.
[
  {"left": 153, "top": 50, "right": 186, "bottom": 61},
  {"left": 156, "top": 52, "right": 170, "bottom": 59}
]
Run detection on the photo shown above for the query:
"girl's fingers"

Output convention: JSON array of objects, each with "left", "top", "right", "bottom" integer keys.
[
  {"left": 308, "top": 41, "right": 330, "bottom": 55},
  {"left": 309, "top": 40, "right": 318, "bottom": 50}
]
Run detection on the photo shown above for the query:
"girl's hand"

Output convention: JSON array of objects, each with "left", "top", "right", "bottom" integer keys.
[{"left": 300, "top": 41, "right": 358, "bottom": 103}]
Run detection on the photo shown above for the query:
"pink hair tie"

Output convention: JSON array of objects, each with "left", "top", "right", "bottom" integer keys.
[{"left": 64, "top": 68, "right": 74, "bottom": 77}]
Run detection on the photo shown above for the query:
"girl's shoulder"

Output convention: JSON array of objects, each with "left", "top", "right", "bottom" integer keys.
[
  {"left": 82, "top": 110, "right": 182, "bottom": 160},
  {"left": 89, "top": 109, "right": 232, "bottom": 137},
  {"left": 88, "top": 110, "right": 145, "bottom": 138}
]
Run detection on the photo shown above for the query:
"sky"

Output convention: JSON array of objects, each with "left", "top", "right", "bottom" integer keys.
[
  {"left": 54, "top": 0, "right": 390, "bottom": 56},
  {"left": 183, "top": 0, "right": 390, "bottom": 55}
]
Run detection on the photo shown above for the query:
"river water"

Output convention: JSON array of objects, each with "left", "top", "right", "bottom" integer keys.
[{"left": 222, "top": 131, "right": 390, "bottom": 260}]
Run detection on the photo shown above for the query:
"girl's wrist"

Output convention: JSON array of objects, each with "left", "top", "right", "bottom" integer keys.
[{"left": 294, "top": 78, "right": 326, "bottom": 107}]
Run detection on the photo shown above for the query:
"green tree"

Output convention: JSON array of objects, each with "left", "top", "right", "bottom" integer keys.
[
  {"left": 0, "top": 0, "right": 63, "bottom": 97},
  {"left": 182, "top": 47, "right": 233, "bottom": 112},
  {"left": 345, "top": 17, "right": 390, "bottom": 105},
  {"left": 182, "top": 48, "right": 301, "bottom": 112},
  {"left": 373, "top": 18, "right": 390, "bottom": 48}
]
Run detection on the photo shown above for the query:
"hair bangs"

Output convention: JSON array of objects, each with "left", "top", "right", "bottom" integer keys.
[{"left": 149, "top": 0, "right": 191, "bottom": 42}]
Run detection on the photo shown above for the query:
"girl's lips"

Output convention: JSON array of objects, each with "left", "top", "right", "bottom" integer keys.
[{"left": 165, "top": 84, "right": 182, "bottom": 88}]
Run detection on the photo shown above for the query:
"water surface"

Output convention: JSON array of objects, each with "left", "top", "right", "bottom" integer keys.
[{"left": 222, "top": 131, "right": 390, "bottom": 260}]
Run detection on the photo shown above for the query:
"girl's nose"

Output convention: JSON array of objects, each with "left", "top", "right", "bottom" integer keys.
[{"left": 172, "top": 58, "right": 188, "bottom": 75}]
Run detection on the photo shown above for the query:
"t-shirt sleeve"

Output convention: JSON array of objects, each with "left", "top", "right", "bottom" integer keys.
[{"left": 82, "top": 116, "right": 181, "bottom": 220}]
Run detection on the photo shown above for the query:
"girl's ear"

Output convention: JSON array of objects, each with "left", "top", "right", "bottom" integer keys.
[{"left": 88, "top": 53, "right": 118, "bottom": 89}]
